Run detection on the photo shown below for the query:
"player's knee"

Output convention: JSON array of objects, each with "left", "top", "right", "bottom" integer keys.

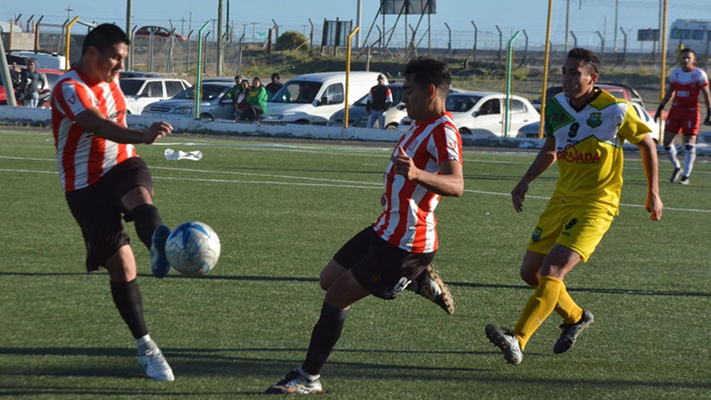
[
  {"left": 685, "top": 143, "right": 696, "bottom": 153},
  {"left": 519, "top": 268, "right": 538, "bottom": 287}
]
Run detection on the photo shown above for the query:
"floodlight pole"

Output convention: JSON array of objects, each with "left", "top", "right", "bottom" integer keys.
[
  {"left": 65, "top": 16, "right": 80, "bottom": 70},
  {"left": 217, "top": 0, "right": 223, "bottom": 76},
  {"left": 126, "top": 0, "right": 132, "bottom": 41},
  {"left": 356, "top": 0, "right": 362, "bottom": 47},
  {"left": 471, "top": 21, "right": 477, "bottom": 61},
  {"left": 570, "top": 31, "right": 577, "bottom": 49},
  {"left": 0, "top": 35, "right": 17, "bottom": 106},
  {"left": 538, "top": 0, "right": 554, "bottom": 139},
  {"left": 195, "top": 20, "right": 211, "bottom": 119},
  {"left": 504, "top": 30, "right": 521, "bottom": 137},
  {"left": 344, "top": 26, "right": 361, "bottom": 128}
]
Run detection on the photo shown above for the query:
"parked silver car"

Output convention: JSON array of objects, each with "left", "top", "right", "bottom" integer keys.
[{"left": 141, "top": 81, "right": 235, "bottom": 121}]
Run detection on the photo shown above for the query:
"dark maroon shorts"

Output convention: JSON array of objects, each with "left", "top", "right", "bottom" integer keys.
[
  {"left": 332, "top": 227, "right": 436, "bottom": 300},
  {"left": 65, "top": 157, "right": 154, "bottom": 272}
]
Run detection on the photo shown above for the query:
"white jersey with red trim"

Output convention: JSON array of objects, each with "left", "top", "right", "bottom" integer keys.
[
  {"left": 51, "top": 68, "right": 135, "bottom": 192},
  {"left": 373, "top": 112, "right": 462, "bottom": 253},
  {"left": 670, "top": 66, "right": 709, "bottom": 110}
]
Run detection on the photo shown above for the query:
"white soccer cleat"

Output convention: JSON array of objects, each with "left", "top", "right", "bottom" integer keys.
[
  {"left": 485, "top": 324, "right": 523, "bottom": 365},
  {"left": 139, "top": 348, "right": 175, "bottom": 381}
]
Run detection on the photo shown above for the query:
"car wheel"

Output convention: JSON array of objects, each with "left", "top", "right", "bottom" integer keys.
[
  {"left": 460, "top": 128, "right": 472, "bottom": 135},
  {"left": 200, "top": 113, "right": 214, "bottom": 121},
  {"left": 385, "top": 123, "right": 399, "bottom": 131}
]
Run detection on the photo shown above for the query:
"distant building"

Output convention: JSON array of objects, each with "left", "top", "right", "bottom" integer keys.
[
  {"left": 0, "top": 21, "right": 24, "bottom": 33},
  {"left": 670, "top": 19, "right": 711, "bottom": 52}
]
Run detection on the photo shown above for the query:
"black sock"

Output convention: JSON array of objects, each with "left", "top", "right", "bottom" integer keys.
[
  {"left": 125, "top": 204, "right": 163, "bottom": 250},
  {"left": 110, "top": 279, "right": 149, "bottom": 339},
  {"left": 301, "top": 302, "right": 348, "bottom": 376}
]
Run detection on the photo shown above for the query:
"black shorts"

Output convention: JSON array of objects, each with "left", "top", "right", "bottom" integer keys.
[
  {"left": 65, "top": 157, "right": 154, "bottom": 272},
  {"left": 332, "top": 227, "right": 436, "bottom": 300}
]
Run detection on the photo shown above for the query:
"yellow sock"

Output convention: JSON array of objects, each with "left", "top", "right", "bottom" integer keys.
[
  {"left": 554, "top": 286, "right": 583, "bottom": 325},
  {"left": 514, "top": 276, "right": 564, "bottom": 351}
]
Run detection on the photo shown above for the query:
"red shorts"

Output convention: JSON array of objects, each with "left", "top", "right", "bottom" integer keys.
[{"left": 665, "top": 109, "right": 700, "bottom": 135}]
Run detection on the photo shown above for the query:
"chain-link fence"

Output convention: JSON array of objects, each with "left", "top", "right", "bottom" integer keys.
[{"left": 3, "top": 1, "right": 710, "bottom": 132}]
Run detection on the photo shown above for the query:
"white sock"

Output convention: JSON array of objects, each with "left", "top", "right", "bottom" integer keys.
[
  {"left": 665, "top": 145, "right": 681, "bottom": 170},
  {"left": 683, "top": 143, "right": 696, "bottom": 177},
  {"left": 136, "top": 334, "right": 152, "bottom": 347},
  {"left": 298, "top": 367, "right": 320, "bottom": 381}
]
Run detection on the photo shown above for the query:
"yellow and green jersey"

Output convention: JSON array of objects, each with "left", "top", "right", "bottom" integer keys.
[{"left": 545, "top": 88, "right": 651, "bottom": 212}]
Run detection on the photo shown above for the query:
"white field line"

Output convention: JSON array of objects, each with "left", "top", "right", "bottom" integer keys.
[{"left": 2, "top": 166, "right": 711, "bottom": 213}]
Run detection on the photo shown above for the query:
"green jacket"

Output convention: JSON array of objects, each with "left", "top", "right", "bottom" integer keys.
[
  {"left": 225, "top": 84, "right": 241, "bottom": 100},
  {"left": 247, "top": 86, "right": 268, "bottom": 111}
]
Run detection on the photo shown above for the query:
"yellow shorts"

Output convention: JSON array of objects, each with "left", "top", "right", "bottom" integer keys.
[{"left": 527, "top": 199, "right": 615, "bottom": 262}]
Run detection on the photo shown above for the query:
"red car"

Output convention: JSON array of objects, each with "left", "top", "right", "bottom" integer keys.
[
  {"left": 134, "top": 26, "right": 187, "bottom": 41},
  {"left": 1, "top": 67, "right": 64, "bottom": 107}
]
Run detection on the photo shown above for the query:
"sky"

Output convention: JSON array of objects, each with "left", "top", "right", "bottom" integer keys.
[{"left": 5, "top": 0, "right": 711, "bottom": 51}]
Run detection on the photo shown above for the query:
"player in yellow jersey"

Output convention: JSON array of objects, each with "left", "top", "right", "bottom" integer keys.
[{"left": 484, "top": 48, "right": 663, "bottom": 365}]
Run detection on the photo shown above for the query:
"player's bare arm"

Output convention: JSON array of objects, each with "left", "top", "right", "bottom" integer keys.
[
  {"left": 654, "top": 84, "right": 675, "bottom": 122},
  {"left": 511, "top": 135, "right": 557, "bottom": 213},
  {"left": 703, "top": 85, "right": 711, "bottom": 125},
  {"left": 74, "top": 108, "right": 173, "bottom": 144},
  {"left": 394, "top": 146, "right": 463, "bottom": 197},
  {"left": 636, "top": 134, "right": 663, "bottom": 220}
]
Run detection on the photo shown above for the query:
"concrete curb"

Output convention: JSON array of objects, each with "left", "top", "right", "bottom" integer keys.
[{"left": 2, "top": 106, "right": 710, "bottom": 154}]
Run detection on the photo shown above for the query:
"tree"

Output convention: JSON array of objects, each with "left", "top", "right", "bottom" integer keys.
[{"left": 275, "top": 31, "right": 308, "bottom": 51}]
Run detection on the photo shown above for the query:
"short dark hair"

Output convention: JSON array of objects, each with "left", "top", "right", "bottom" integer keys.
[
  {"left": 567, "top": 47, "right": 600, "bottom": 75},
  {"left": 271, "top": 73, "right": 280, "bottom": 79},
  {"left": 681, "top": 48, "right": 696, "bottom": 56},
  {"left": 82, "top": 24, "right": 130, "bottom": 55},
  {"left": 235, "top": 74, "right": 242, "bottom": 80},
  {"left": 403, "top": 57, "right": 451, "bottom": 95}
]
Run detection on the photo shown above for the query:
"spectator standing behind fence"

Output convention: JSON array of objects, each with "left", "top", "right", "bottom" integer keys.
[
  {"left": 244, "top": 77, "right": 268, "bottom": 121},
  {"left": 265, "top": 73, "right": 283, "bottom": 100},
  {"left": 366, "top": 74, "right": 393, "bottom": 129},
  {"left": 20, "top": 60, "right": 48, "bottom": 108},
  {"left": 9, "top": 62, "right": 22, "bottom": 92},
  {"left": 225, "top": 75, "right": 245, "bottom": 120},
  {"left": 235, "top": 80, "right": 253, "bottom": 122},
  {"left": 654, "top": 48, "right": 711, "bottom": 185}
]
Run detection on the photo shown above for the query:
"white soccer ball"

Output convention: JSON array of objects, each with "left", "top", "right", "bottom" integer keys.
[{"left": 165, "top": 221, "right": 221, "bottom": 276}]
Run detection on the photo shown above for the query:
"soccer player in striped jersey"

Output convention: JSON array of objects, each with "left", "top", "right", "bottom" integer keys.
[
  {"left": 50, "top": 24, "right": 175, "bottom": 381},
  {"left": 485, "top": 48, "right": 663, "bottom": 365},
  {"left": 654, "top": 48, "right": 711, "bottom": 185},
  {"left": 266, "top": 58, "right": 464, "bottom": 395}
]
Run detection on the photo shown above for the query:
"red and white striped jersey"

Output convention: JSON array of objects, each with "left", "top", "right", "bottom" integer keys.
[
  {"left": 670, "top": 66, "right": 709, "bottom": 110},
  {"left": 373, "top": 112, "right": 462, "bottom": 253},
  {"left": 51, "top": 68, "right": 136, "bottom": 192}
]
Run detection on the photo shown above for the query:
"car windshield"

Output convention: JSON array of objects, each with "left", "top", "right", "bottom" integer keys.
[
  {"left": 270, "top": 81, "right": 322, "bottom": 104},
  {"left": 446, "top": 95, "right": 482, "bottom": 112},
  {"left": 173, "top": 84, "right": 227, "bottom": 100},
  {"left": 119, "top": 79, "right": 143, "bottom": 96}
]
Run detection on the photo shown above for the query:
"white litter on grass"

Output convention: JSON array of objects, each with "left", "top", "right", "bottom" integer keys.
[{"left": 164, "top": 148, "right": 203, "bottom": 161}]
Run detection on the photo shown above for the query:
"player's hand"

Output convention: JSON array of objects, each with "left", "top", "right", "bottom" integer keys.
[
  {"left": 380, "top": 192, "right": 387, "bottom": 207},
  {"left": 511, "top": 179, "right": 529, "bottom": 213},
  {"left": 394, "top": 146, "right": 419, "bottom": 180},
  {"left": 645, "top": 192, "right": 663, "bottom": 221},
  {"left": 145, "top": 121, "right": 173, "bottom": 144},
  {"left": 654, "top": 106, "right": 663, "bottom": 123}
]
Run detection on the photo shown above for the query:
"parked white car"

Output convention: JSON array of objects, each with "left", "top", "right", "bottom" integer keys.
[
  {"left": 517, "top": 102, "right": 661, "bottom": 143},
  {"left": 119, "top": 77, "right": 191, "bottom": 115},
  {"left": 399, "top": 92, "right": 539, "bottom": 137},
  {"left": 264, "top": 72, "right": 386, "bottom": 125}
]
